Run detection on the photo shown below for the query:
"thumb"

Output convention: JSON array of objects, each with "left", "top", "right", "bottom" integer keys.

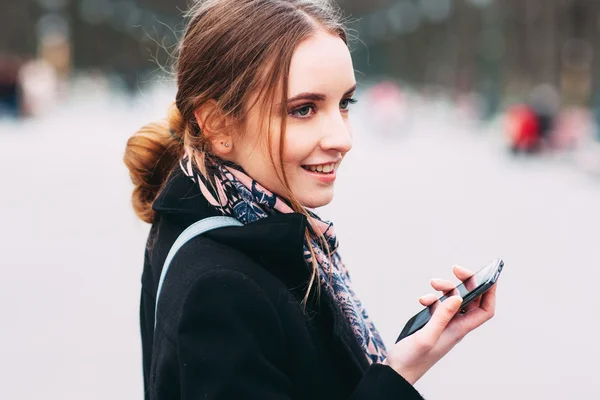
[{"left": 420, "top": 296, "right": 463, "bottom": 341}]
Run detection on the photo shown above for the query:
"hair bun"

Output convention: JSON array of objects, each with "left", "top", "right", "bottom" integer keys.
[{"left": 124, "top": 118, "right": 182, "bottom": 223}]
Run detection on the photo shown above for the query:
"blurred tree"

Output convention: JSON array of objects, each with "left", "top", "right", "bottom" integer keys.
[
  {"left": 347, "top": 0, "right": 599, "bottom": 110},
  {"left": 0, "top": 0, "right": 38, "bottom": 56},
  {"left": 1, "top": 0, "right": 598, "bottom": 107}
]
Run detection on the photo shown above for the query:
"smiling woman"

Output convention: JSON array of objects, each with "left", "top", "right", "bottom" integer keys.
[
  {"left": 229, "top": 30, "right": 356, "bottom": 209},
  {"left": 123, "top": 1, "right": 498, "bottom": 399}
]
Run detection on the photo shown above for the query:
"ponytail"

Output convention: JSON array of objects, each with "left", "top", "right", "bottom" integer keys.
[{"left": 123, "top": 104, "right": 185, "bottom": 223}]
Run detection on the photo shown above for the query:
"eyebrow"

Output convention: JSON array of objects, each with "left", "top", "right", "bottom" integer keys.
[{"left": 286, "top": 84, "right": 357, "bottom": 103}]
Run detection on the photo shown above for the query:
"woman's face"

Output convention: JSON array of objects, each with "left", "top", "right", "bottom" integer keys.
[{"left": 232, "top": 29, "right": 356, "bottom": 209}]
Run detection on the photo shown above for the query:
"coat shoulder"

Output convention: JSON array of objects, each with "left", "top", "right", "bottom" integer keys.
[
  {"left": 153, "top": 235, "right": 299, "bottom": 338},
  {"left": 171, "top": 234, "right": 292, "bottom": 294}
]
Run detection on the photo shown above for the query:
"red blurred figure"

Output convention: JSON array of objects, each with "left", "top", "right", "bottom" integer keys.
[{"left": 506, "top": 104, "right": 541, "bottom": 153}]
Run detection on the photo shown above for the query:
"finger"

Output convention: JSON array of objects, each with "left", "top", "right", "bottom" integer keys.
[
  {"left": 419, "top": 295, "right": 463, "bottom": 342},
  {"left": 453, "top": 304, "right": 492, "bottom": 332},
  {"left": 463, "top": 296, "right": 481, "bottom": 312},
  {"left": 430, "top": 278, "right": 456, "bottom": 293},
  {"left": 418, "top": 293, "right": 439, "bottom": 306},
  {"left": 453, "top": 284, "right": 497, "bottom": 330},
  {"left": 453, "top": 265, "right": 475, "bottom": 281},
  {"left": 458, "top": 281, "right": 491, "bottom": 314},
  {"left": 479, "top": 282, "right": 498, "bottom": 314}
]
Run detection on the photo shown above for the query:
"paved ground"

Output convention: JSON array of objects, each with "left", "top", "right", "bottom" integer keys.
[{"left": 1, "top": 85, "right": 599, "bottom": 399}]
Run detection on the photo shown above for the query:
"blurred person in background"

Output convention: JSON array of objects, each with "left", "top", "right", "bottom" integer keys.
[
  {"left": 365, "top": 80, "right": 411, "bottom": 137},
  {"left": 506, "top": 85, "right": 561, "bottom": 154},
  {"left": 0, "top": 55, "right": 23, "bottom": 118},
  {"left": 17, "top": 32, "right": 69, "bottom": 118},
  {"left": 506, "top": 103, "right": 540, "bottom": 154},
  {"left": 505, "top": 83, "right": 591, "bottom": 156},
  {"left": 124, "top": 1, "right": 498, "bottom": 399},
  {"left": 18, "top": 56, "right": 59, "bottom": 118},
  {"left": 529, "top": 84, "right": 560, "bottom": 146}
]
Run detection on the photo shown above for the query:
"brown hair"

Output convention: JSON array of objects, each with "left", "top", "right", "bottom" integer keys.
[{"left": 124, "top": 0, "right": 349, "bottom": 304}]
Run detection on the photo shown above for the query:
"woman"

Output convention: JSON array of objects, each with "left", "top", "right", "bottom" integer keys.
[{"left": 124, "top": 1, "right": 498, "bottom": 399}]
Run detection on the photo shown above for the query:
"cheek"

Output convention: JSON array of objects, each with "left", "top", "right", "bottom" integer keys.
[{"left": 281, "top": 125, "right": 318, "bottom": 165}]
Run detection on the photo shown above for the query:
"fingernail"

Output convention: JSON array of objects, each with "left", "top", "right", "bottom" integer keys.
[
  {"left": 454, "top": 265, "right": 466, "bottom": 271},
  {"left": 431, "top": 278, "right": 441, "bottom": 284}
]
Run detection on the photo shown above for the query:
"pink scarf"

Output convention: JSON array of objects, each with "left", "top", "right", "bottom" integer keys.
[{"left": 180, "top": 153, "right": 387, "bottom": 364}]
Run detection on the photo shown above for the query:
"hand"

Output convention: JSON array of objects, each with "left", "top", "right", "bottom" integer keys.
[{"left": 384, "top": 265, "right": 498, "bottom": 385}]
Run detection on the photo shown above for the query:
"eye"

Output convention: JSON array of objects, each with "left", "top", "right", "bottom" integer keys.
[
  {"left": 340, "top": 97, "right": 358, "bottom": 110},
  {"left": 290, "top": 104, "right": 316, "bottom": 118}
]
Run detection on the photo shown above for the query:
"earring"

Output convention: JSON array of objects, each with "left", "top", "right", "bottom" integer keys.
[{"left": 225, "top": 143, "right": 230, "bottom": 147}]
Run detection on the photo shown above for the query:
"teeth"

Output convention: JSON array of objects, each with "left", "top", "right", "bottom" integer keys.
[{"left": 303, "top": 163, "right": 339, "bottom": 173}]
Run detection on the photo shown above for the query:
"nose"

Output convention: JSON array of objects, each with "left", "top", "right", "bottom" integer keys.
[{"left": 320, "top": 112, "right": 353, "bottom": 154}]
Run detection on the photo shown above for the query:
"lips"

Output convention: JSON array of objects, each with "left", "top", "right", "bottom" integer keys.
[{"left": 300, "top": 162, "right": 340, "bottom": 184}]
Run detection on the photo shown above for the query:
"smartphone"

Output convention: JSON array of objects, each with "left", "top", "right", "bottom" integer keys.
[{"left": 395, "top": 258, "right": 504, "bottom": 343}]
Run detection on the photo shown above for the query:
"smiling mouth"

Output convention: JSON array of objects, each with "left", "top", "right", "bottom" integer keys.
[{"left": 301, "top": 161, "right": 341, "bottom": 174}]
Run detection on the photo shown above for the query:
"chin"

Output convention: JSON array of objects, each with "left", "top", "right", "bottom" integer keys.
[{"left": 298, "top": 189, "right": 335, "bottom": 209}]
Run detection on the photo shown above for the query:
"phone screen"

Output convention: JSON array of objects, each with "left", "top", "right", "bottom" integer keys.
[
  {"left": 396, "top": 259, "right": 503, "bottom": 342},
  {"left": 437, "top": 259, "right": 500, "bottom": 302}
]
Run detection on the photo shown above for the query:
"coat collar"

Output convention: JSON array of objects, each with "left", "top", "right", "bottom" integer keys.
[
  {"left": 153, "top": 169, "right": 370, "bottom": 374},
  {"left": 153, "top": 169, "right": 309, "bottom": 291}
]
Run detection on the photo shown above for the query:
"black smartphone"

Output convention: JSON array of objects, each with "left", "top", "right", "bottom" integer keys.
[{"left": 395, "top": 258, "right": 504, "bottom": 343}]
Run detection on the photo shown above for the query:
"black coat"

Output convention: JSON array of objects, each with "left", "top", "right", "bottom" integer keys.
[{"left": 140, "top": 170, "right": 425, "bottom": 399}]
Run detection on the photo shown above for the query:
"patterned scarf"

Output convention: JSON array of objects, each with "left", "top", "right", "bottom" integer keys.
[{"left": 179, "top": 153, "right": 387, "bottom": 364}]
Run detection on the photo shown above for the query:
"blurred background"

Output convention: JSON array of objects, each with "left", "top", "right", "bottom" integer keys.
[{"left": 1, "top": 0, "right": 599, "bottom": 399}]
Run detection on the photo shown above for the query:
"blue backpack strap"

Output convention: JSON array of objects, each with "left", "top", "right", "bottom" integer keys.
[{"left": 154, "top": 216, "right": 243, "bottom": 330}]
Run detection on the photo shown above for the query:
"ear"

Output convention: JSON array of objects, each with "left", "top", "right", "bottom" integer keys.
[{"left": 193, "top": 100, "right": 234, "bottom": 156}]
